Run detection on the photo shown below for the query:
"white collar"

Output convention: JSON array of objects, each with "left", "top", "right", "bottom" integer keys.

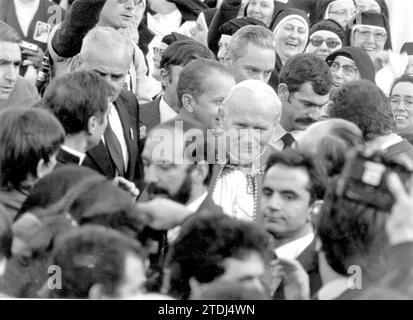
[
  {"left": 159, "top": 95, "right": 178, "bottom": 123},
  {"left": 317, "top": 277, "right": 349, "bottom": 300},
  {"left": 367, "top": 133, "right": 404, "bottom": 151},
  {"left": 60, "top": 145, "right": 86, "bottom": 165},
  {"left": 275, "top": 232, "right": 315, "bottom": 260},
  {"left": 186, "top": 192, "right": 208, "bottom": 214}
]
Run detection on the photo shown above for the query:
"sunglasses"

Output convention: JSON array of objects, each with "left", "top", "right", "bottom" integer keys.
[{"left": 309, "top": 37, "right": 341, "bottom": 49}]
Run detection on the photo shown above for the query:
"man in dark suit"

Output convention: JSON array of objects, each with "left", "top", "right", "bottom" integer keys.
[
  {"left": 74, "top": 27, "right": 143, "bottom": 189},
  {"left": 140, "top": 39, "right": 214, "bottom": 133},
  {"left": 39, "top": 70, "right": 111, "bottom": 167},
  {"left": 260, "top": 149, "right": 327, "bottom": 300},
  {"left": 139, "top": 117, "right": 222, "bottom": 291}
]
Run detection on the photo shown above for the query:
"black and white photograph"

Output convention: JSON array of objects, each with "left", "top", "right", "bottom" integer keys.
[{"left": 1, "top": 0, "right": 413, "bottom": 306}]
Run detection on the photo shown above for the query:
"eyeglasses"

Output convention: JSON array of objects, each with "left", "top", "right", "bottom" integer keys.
[
  {"left": 355, "top": 28, "right": 387, "bottom": 42},
  {"left": 329, "top": 61, "right": 358, "bottom": 77},
  {"left": 388, "top": 97, "right": 413, "bottom": 108},
  {"left": 309, "top": 37, "right": 341, "bottom": 49}
]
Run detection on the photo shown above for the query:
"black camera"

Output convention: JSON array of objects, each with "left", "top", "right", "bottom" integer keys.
[{"left": 335, "top": 149, "right": 412, "bottom": 212}]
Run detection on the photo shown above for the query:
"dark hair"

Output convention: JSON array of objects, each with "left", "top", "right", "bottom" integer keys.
[
  {"left": 0, "top": 205, "right": 12, "bottom": 259},
  {"left": 160, "top": 39, "right": 214, "bottom": 72},
  {"left": 17, "top": 165, "right": 102, "bottom": 219},
  {"left": 265, "top": 149, "right": 327, "bottom": 202},
  {"left": 150, "top": 118, "right": 215, "bottom": 186},
  {"left": 41, "top": 71, "right": 110, "bottom": 135},
  {"left": 0, "top": 21, "right": 21, "bottom": 43},
  {"left": 309, "top": 119, "right": 364, "bottom": 177},
  {"left": 62, "top": 178, "right": 147, "bottom": 239},
  {"left": 329, "top": 80, "right": 395, "bottom": 140},
  {"left": 50, "top": 225, "right": 146, "bottom": 298},
  {"left": 177, "top": 58, "right": 233, "bottom": 108},
  {"left": 279, "top": 53, "right": 333, "bottom": 95},
  {"left": 390, "top": 74, "right": 413, "bottom": 96},
  {"left": 166, "top": 213, "right": 269, "bottom": 299},
  {"left": 0, "top": 108, "right": 65, "bottom": 190},
  {"left": 318, "top": 179, "right": 389, "bottom": 278}
]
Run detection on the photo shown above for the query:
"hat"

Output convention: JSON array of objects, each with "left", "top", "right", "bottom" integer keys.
[
  {"left": 219, "top": 17, "right": 267, "bottom": 36},
  {"left": 270, "top": 8, "right": 309, "bottom": 35},
  {"left": 309, "top": 19, "right": 345, "bottom": 44},
  {"left": 400, "top": 42, "right": 413, "bottom": 55},
  {"left": 203, "top": 8, "right": 217, "bottom": 28},
  {"left": 347, "top": 11, "right": 392, "bottom": 50},
  {"left": 168, "top": 0, "right": 209, "bottom": 22},
  {"left": 326, "top": 46, "right": 376, "bottom": 83}
]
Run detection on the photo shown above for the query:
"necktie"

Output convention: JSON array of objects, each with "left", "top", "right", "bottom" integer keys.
[
  {"left": 104, "top": 122, "right": 125, "bottom": 175},
  {"left": 281, "top": 133, "right": 295, "bottom": 150}
]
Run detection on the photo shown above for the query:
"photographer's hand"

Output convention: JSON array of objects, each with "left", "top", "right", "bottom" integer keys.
[
  {"left": 386, "top": 173, "right": 413, "bottom": 245},
  {"left": 21, "top": 47, "right": 44, "bottom": 68}
]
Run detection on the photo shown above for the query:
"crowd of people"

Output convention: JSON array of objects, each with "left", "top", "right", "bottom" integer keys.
[{"left": 0, "top": 0, "right": 413, "bottom": 300}]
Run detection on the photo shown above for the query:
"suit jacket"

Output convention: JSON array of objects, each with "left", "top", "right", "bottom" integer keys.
[
  {"left": 385, "top": 139, "right": 413, "bottom": 162},
  {"left": 273, "top": 238, "right": 322, "bottom": 300},
  {"left": 140, "top": 96, "right": 161, "bottom": 134},
  {"left": 55, "top": 147, "right": 81, "bottom": 167},
  {"left": 82, "top": 90, "right": 143, "bottom": 189}
]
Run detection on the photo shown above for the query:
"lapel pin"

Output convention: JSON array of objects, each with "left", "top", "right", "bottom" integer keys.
[{"left": 130, "top": 128, "right": 134, "bottom": 141}]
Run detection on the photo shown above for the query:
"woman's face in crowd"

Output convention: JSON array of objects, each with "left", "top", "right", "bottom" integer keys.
[
  {"left": 246, "top": 0, "right": 275, "bottom": 27},
  {"left": 354, "top": 0, "right": 381, "bottom": 13},
  {"left": 306, "top": 30, "right": 342, "bottom": 60},
  {"left": 390, "top": 81, "right": 413, "bottom": 134},
  {"left": 351, "top": 25, "right": 387, "bottom": 59},
  {"left": 330, "top": 55, "right": 360, "bottom": 89},
  {"left": 327, "top": 0, "right": 357, "bottom": 30},
  {"left": 274, "top": 18, "right": 308, "bottom": 62}
]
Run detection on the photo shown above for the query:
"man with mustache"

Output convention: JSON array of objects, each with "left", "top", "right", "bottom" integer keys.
[{"left": 270, "top": 53, "right": 332, "bottom": 151}]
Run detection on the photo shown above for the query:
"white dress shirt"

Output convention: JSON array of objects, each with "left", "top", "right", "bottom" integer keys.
[
  {"left": 60, "top": 145, "right": 86, "bottom": 165},
  {"left": 14, "top": 0, "right": 40, "bottom": 37},
  {"left": 275, "top": 232, "right": 315, "bottom": 260},
  {"left": 269, "top": 124, "right": 304, "bottom": 151},
  {"left": 159, "top": 95, "right": 178, "bottom": 123},
  {"left": 167, "top": 192, "right": 208, "bottom": 243},
  {"left": 102, "top": 103, "right": 129, "bottom": 171}
]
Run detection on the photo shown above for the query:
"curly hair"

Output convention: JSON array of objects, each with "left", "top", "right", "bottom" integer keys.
[{"left": 329, "top": 80, "right": 396, "bottom": 141}]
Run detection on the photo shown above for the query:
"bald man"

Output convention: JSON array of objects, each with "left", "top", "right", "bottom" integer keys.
[
  {"left": 210, "top": 79, "right": 282, "bottom": 224},
  {"left": 78, "top": 28, "right": 143, "bottom": 189}
]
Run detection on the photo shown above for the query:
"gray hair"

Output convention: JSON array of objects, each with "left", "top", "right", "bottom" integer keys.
[
  {"left": 228, "top": 25, "right": 276, "bottom": 62},
  {"left": 80, "top": 27, "right": 133, "bottom": 63}
]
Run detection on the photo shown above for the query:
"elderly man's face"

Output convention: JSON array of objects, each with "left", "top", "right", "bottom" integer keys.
[
  {"left": 100, "top": 0, "right": 138, "bottom": 29},
  {"left": 81, "top": 44, "right": 130, "bottom": 102},
  {"left": 230, "top": 42, "right": 275, "bottom": 83},
  {"left": 220, "top": 88, "right": 276, "bottom": 164},
  {"left": 0, "top": 41, "right": 21, "bottom": 102}
]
